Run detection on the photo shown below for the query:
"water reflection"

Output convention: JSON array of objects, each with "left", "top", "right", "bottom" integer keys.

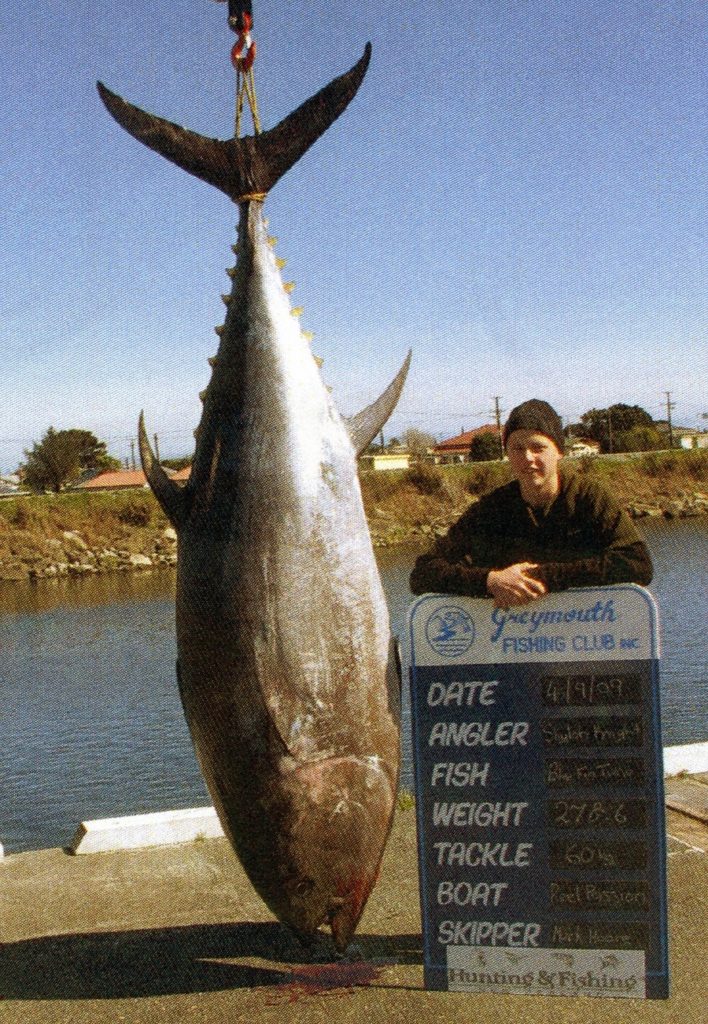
[{"left": 0, "top": 570, "right": 176, "bottom": 617}]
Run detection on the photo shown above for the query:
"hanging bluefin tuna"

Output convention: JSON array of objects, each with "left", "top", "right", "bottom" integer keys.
[{"left": 97, "top": 37, "right": 410, "bottom": 950}]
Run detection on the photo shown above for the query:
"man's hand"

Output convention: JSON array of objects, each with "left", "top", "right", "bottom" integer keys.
[{"left": 486, "top": 563, "right": 547, "bottom": 608}]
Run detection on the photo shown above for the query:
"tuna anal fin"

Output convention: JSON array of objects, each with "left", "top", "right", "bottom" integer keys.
[
  {"left": 346, "top": 350, "right": 412, "bottom": 457},
  {"left": 138, "top": 413, "right": 186, "bottom": 529}
]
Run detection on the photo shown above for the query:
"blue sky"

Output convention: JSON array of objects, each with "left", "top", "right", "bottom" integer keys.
[{"left": 1, "top": 1, "right": 705, "bottom": 471}]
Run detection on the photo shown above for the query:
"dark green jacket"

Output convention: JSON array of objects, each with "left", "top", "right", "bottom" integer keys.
[{"left": 409, "top": 470, "right": 653, "bottom": 597}]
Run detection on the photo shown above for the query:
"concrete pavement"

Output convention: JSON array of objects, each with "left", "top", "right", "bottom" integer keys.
[
  {"left": 664, "top": 772, "right": 708, "bottom": 824},
  {"left": 1, "top": 794, "right": 706, "bottom": 1024}
]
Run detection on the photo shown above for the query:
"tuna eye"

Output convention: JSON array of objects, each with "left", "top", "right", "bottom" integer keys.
[{"left": 294, "top": 878, "right": 314, "bottom": 897}]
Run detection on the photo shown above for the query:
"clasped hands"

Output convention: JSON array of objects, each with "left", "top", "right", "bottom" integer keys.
[{"left": 486, "top": 562, "right": 547, "bottom": 608}]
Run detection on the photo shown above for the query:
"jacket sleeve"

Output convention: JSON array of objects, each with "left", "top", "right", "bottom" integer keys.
[
  {"left": 533, "top": 487, "right": 653, "bottom": 591},
  {"left": 409, "top": 503, "right": 493, "bottom": 597}
]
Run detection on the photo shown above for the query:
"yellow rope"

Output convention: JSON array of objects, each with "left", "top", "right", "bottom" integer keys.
[
  {"left": 235, "top": 66, "right": 261, "bottom": 137},
  {"left": 244, "top": 68, "right": 261, "bottom": 134}
]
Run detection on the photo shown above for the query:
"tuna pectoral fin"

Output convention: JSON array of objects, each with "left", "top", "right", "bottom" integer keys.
[
  {"left": 138, "top": 413, "right": 186, "bottom": 529},
  {"left": 97, "top": 44, "right": 371, "bottom": 203},
  {"left": 346, "top": 350, "right": 412, "bottom": 457}
]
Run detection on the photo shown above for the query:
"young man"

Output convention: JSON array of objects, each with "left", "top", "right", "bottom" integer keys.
[{"left": 409, "top": 399, "right": 653, "bottom": 607}]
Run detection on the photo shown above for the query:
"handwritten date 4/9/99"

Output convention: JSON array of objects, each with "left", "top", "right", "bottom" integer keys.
[
  {"left": 541, "top": 673, "right": 642, "bottom": 708},
  {"left": 548, "top": 798, "right": 647, "bottom": 829}
]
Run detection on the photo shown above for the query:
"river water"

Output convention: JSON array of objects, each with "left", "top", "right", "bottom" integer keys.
[{"left": 0, "top": 519, "right": 705, "bottom": 853}]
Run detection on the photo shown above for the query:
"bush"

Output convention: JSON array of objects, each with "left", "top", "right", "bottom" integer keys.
[
  {"left": 640, "top": 452, "right": 667, "bottom": 478},
  {"left": 115, "top": 494, "right": 154, "bottom": 527},
  {"left": 359, "top": 467, "right": 404, "bottom": 504},
  {"left": 572, "top": 455, "right": 599, "bottom": 476},
  {"left": 466, "top": 462, "right": 513, "bottom": 497},
  {"left": 638, "top": 450, "right": 702, "bottom": 478},
  {"left": 404, "top": 463, "right": 448, "bottom": 496},
  {"left": 469, "top": 432, "right": 502, "bottom": 462},
  {"left": 614, "top": 426, "right": 663, "bottom": 453},
  {"left": 7, "top": 499, "right": 37, "bottom": 530},
  {"left": 678, "top": 449, "right": 708, "bottom": 481}
]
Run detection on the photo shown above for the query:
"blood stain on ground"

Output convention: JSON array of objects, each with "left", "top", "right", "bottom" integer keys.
[{"left": 264, "top": 960, "right": 384, "bottom": 1005}]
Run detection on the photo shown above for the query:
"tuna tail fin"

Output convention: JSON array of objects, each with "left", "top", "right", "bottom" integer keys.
[
  {"left": 138, "top": 413, "right": 187, "bottom": 529},
  {"left": 346, "top": 350, "right": 412, "bottom": 457},
  {"left": 97, "top": 44, "right": 371, "bottom": 202}
]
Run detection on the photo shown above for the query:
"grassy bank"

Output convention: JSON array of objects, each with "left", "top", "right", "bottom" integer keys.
[
  {"left": 361, "top": 448, "right": 707, "bottom": 547},
  {"left": 0, "top": 449, "right": 705, "bottom": 581},
  {"left": 0, "top": 490, "right": 173, "bottom": 582}
]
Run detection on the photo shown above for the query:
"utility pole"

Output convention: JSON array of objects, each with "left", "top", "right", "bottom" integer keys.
[
  {"left": 492, "top": 397, "right": 504, "bottom": 459},
  {"left": 664, "top": 391, "right": 675, "bottom": 449},
  {"left": 130, "top": 439, "right": 136, "bottom": 471},
  {"left": 153, "top": 433, "right": 161, "bottom": 464},
  {"left": 607, "top": 410, "right": 613, "bottom": 454}
]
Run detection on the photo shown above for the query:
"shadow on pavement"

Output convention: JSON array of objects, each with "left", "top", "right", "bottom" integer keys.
[{"left": 1, "top": 921, "right": 423, "bottom": 1000}]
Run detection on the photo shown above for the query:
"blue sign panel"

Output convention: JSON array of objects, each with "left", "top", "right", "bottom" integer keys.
[{"left": 408, "top": 586, "right": 669, "bottom": 999}]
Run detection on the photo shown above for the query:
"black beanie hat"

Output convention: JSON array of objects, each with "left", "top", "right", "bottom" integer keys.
[{"left": 502, "top": 399, "right": 565, "bottom": 453}]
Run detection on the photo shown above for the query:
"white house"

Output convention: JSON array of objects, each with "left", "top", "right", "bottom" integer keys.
[
  {"left": 359, "top": 452, "right": 411, "bottom": 472},
  {"left": 566, "top": 438, "right": 601, "bottom": 458}
]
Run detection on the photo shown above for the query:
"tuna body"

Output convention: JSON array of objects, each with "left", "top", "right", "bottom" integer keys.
[
  {"left": 177, "top": 201, "right": 400, "bottom": 946},
  {"left": 99, "top": 43, "right": 407, "bottom": 949}
]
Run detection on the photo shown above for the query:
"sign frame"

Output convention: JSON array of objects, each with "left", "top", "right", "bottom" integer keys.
[{"left": 408, "top": 585, "right": 669, "bottom": 1000}]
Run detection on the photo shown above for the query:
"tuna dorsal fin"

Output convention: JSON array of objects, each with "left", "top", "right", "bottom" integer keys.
[
  {"left": 138, "top": 413, "right": 187, "bottom": 529},
  {"left": 346, "top": 350, "right": 412, "bottom": 457},
  {"left": 96, "top": 44, "right": 371, "bottom": 202}
]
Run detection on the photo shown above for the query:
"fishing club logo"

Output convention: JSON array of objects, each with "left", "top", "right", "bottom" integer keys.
[{"left": 425, "top": 606, "right": 475, "bottom": 658}]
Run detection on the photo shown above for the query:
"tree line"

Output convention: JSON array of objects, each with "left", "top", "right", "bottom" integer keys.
[
  {"left": 370, "top": 405, "right": 677, "bottom": 464},
  {"left": 567, "top": 404, "right": 666, "bottom": 454},
  {"left": 15, "top": 403, "right": 682, "bottom": 492},
  {"left": 468, "top": 404, "right": 668, "bottom": 460},
  {"left": 18, "top": 429, "right": 195, "bottom": 494}
]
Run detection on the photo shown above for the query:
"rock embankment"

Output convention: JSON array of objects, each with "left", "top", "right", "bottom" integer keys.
[
  {"left": 367, "top": 507, "right": 467, "bottom": 549},
  {"left": 365, "top": 492, "right": 708, "bottom": 549},
  {"left": 627, "top": 492, "right": 708, "bottom": 520},
  {"left": 16, "top": 528, "right": 178, "bottom": 583}
]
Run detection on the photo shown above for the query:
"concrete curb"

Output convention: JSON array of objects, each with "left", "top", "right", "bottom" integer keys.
[
  {"left": 69, "top": 806, "right": 224, "bottom": 854},
  {"left": 66, "top": 742, "right": 708, "bottom": 856},
  {"left": 663, "top": 740, "right": 708, "bottom": 776}
]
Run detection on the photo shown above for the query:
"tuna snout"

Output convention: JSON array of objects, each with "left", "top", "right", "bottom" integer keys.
[{"left": 275, "top": 754, "right": 396, "bottom": 950}]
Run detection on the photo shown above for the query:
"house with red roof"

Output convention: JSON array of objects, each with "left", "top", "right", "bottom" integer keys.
[
  {"left": 77, "top": 464, "right": 192, "bottom": 492},
  {"left": 431, "top": 425, "right": 502, "bottom": 464},
  {"left": 76, "top": 469, "right": 150, "bottom": 491}
]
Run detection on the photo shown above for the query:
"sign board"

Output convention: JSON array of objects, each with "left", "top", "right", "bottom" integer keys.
[{"left": 408, "top": 586, "right": 669, "bottom": 1000}]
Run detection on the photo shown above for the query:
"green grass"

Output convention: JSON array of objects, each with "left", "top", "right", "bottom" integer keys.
[
  {"left": 396, "top": 788, "right": 415, "bottom": 811},
  {"left": 0, "top": 488, "right": 168, "bottom": 547}
]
